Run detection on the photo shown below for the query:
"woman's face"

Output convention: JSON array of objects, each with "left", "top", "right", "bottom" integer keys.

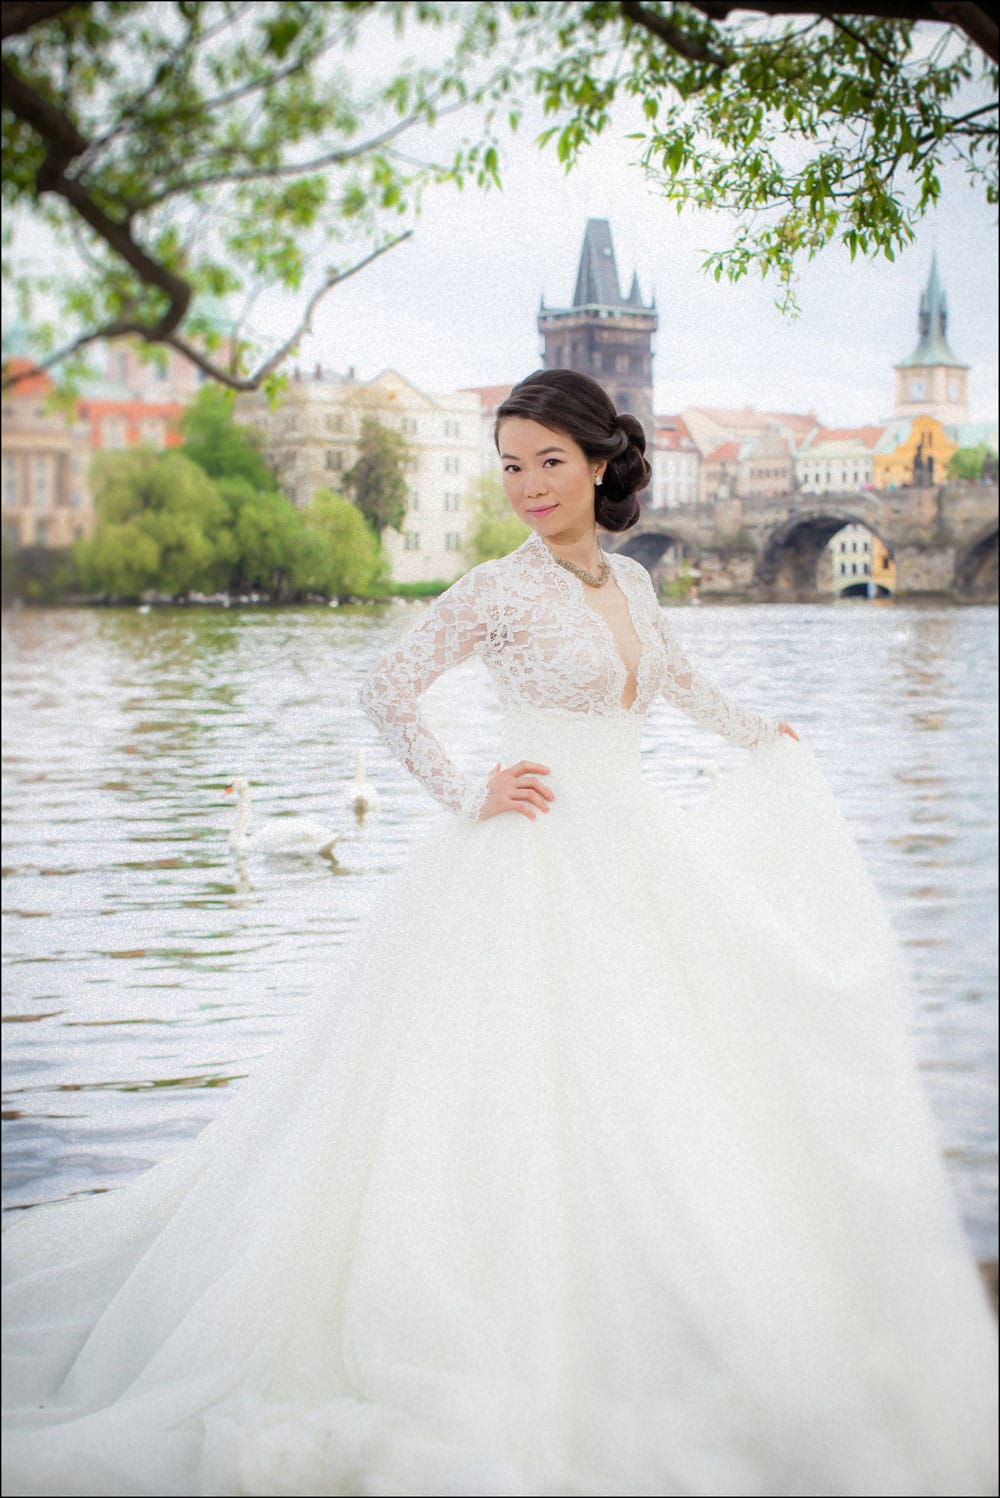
[{"left": 497, "top": 416, "right": 605, "bottom": 544}]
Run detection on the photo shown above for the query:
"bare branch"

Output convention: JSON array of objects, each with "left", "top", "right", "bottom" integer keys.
[
  {"left": 129, "top": 100, "right": 468, "bottom": 213},
  {"left": 2, "top": 232, "right": 413, "bottom": 392}
]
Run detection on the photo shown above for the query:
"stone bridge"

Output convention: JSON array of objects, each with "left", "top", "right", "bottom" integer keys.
[{"left": 608, "top": 482, "right": 998, "bottom": 601}]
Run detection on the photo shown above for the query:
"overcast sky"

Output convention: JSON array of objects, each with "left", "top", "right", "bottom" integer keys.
[{"left": 8, "top": 13, "right": 998, "bottom": 429}]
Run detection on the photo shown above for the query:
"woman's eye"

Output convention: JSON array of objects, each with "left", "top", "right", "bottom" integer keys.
[
  {"left": 543, "top": 458, "right": 561, "bottom": 467},
  {"left": 502, "top": 463, "right": 520, "bottom": 473}
]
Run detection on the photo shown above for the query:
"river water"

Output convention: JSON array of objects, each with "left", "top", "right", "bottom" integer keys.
[{"left": 2, "top": 599, "right": 997, "bottom": 1260}]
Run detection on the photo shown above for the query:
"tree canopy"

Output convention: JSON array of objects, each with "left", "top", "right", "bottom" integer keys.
[
  {"left": 342, "top": 415, "right": 413, "bottom": 535},
  {"left": 463, "top": 474, "right": 529, "bottom": 566},
  {"left": 3, "top": 0, "right": 997, "bottom": 385},
  {"left": 75, "top": 395, "right": 390, "bottom": 599}
]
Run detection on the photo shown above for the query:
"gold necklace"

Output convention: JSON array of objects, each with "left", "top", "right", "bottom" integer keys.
[{"left": 551, "top": 552, "right": 611, "bottom": 588}]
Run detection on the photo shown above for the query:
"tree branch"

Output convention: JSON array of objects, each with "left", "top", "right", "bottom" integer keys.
[
  {"left": 618, "top": 0, "right": 730, "bottom": 66},
  {"left": 2, "top": 57, "right": 193, "bottom": 335},
  {"left": 689, "top": 3, "right": 998, "bottom": 64},
  {"left": 0, "top": 0, "right": 87, "bottom": 42},
  {"left": 129, "top": 101, "right": 466, "bottom": 212},
  {"left": 2, "top": 231, "right": 413, "bottom": 391}
]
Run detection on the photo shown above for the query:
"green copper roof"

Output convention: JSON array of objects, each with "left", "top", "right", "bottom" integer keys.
[{"left": 896, "top": 254, "right": 968, "bottom": 370}]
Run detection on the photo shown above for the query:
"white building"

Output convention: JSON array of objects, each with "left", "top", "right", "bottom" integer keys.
[
  {"left": 651, "top": 415, "right": 699, "bottom": 508},
  {"left": 795, "top": 427, "right": 885, "bottom": 494},
  {"left": 827, "top": 523, "right": 873, "bottom": 590},
  {"left": 236, "top": 367, "right": 482, "bottom": 584}
]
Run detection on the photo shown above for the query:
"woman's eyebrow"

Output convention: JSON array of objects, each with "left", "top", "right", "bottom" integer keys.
[{"left": 499, "top": 445, "right": 568, "bottom": 460}]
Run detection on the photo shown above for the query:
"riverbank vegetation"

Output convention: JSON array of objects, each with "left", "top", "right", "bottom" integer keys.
[{"left": 2, "top": 389, "right": 410, "bottom": 606}]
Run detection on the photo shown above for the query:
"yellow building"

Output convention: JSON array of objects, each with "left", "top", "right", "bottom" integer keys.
[
  {"left": 870, "top": 533, "right": 896, "bottom": 592},
  {"left": 873, "top": 415, "right": 957, "bottom": 490}
]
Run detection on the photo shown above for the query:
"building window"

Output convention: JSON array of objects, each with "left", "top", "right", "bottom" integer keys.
[
  {"left": 445, "top": 532, "right": 462, "bottom": 551},
  {"left": 325, "top": 413, "right": 346, "bottom": 434},
  {"left": 34, "top": 456, "right": 49, "bottom": 507},
  {"left": 35, "top": 518, "right": 50, "bottom": 546},
  {"left": 103, "top": 417, "right": 127, "bottom": 449},
  {"left": 615, "top": 354, "right": 629, "bottom": 373},
  {"left": 444, "top": 493, "right": 462, "bottom": 512},
  {"left": 443, "top": 419, "right": 461, "bottom": 438},
  {"left": 403, "top": 531, "right": 421, "bottom": 551},
  {"left": 401, "top": 417, "right": 418, "bottom": 436},
  {"left": 5, "top": 520, "right": 22, "bottom": 545},
  {"left": 325, "top": 450, "right": 344, "bottom": 471},
  {"left": 4, "top": 458, "right": 16, "bottom": 506},
  {"left": 140, "top": 420, "right": 163, "bottom": 446},
  {"left": 443, "top": 455, "right": 461, "bottom": 475}
]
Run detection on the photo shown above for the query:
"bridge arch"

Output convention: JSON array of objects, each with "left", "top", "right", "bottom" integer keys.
[
  {"left": 609, "top": 526, "right": 700, "bottom": 577},
  {"left": 755, "top": 510, "right": 893, "bottom": 598},
  {"left": 955, "top": 524, "right": 999, "bottom": 600}
]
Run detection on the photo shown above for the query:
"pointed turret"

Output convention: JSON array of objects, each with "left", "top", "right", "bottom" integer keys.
[
  {"left": 899, "top": 254, "right": 964, "bottom": 370},
  {"left": 893, "top": 255, "right": 969, "bottom": 423},
  {"left": 572, "top": 219, "right": 626, "bottom": 308},
  {"left": 626, "top": 271, "right": 645, "bottom": 308}
]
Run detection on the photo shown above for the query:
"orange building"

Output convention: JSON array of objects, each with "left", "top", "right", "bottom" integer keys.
[
  {"left": 76, "top": 393, "right": 185, "bottom": 452},
  {"left": 873, "top": 415, "right": 958, "bottom": 490}
]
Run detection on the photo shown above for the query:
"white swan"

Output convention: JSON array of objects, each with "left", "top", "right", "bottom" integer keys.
[
  {"left": 225, "top": 778, "right": 340, "bottom": 862},
  {"left": 346, "top": 747, "right": 379, "bottom": 821}
]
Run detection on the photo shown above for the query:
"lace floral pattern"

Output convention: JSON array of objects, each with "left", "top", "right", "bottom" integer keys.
[{"left": 359, "top": 531, "right": 780, "bottom": 818}]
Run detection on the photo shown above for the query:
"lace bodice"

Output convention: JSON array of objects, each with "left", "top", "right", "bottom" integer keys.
[{"left": 359, "top": 530, "right": 781, "bottom": 818}]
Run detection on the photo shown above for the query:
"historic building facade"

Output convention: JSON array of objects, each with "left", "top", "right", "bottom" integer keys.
[
  {"left": 795, "top": 427, "right": 885, "bottom": 493},
  {"left": 2, "top": 359, "right": 94, "bottom": 548},
  {"left": 1, "top": 339, "right": 194, "bottom": 550},
  {"left": 893, "top": 255, "right": 969, "bottom": 425},
  {"left": 537, "top": 219, "right": 657, "bottom": 450},
  {"left": 235, "top": 367, "right": 482, "bottom": 584},
  {"left": 650, "top": 416, "right": 699, "bottom": 508}
]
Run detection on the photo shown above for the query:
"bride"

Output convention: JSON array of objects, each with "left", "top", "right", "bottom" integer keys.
[{"left": 3, "top": 368, "right": 997, "bottom": 1498}]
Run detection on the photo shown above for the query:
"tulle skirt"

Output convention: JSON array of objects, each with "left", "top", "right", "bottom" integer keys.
[{"left": 3, "top": 705, "right": 997, "bottom": 1496}]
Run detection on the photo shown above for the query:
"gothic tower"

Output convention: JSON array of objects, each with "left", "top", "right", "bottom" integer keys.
[
  {"left": 893, "top": 254, "right": 969, "bottom": 424},
  {"left": 537, "top": 219, "right": 658, "bottom": 450}
]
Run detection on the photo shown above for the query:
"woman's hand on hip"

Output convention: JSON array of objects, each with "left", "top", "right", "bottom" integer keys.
[{"left": 478, "top": 760, "right": 553, "bottom": 820}]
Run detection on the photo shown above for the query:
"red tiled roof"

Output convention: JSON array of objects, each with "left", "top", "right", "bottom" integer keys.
[
  {"left": 706, "top": 440, "right": 741, "bottom": 462},
  {"left": 2, "top": 357, "right": 53, "bottom": 398},
  {"left": 689, "top": 406, "right": 819, "bottom": 435},
  {"left": 653, "top": 414, "right": 695, "bottom": 451},
  {"left": 806, "top": 425, "right": 885, "bottom": 449}
]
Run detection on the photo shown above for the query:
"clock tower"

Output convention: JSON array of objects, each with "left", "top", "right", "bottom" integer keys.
[{"left": 893, "top": 254, "right": 969, "bottom": 423}]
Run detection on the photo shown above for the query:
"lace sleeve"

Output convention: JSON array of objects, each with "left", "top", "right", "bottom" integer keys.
[
  {"left": 359, "top": 568, "right": 491, "bottom": 819},
  {"left": 657, "top": 611, "right": 781, "bottom": 749}
]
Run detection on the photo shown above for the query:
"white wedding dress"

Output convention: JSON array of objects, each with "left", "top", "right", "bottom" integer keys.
[{"left": 3, "top": 530, "right": 997, "bottom": 1497}]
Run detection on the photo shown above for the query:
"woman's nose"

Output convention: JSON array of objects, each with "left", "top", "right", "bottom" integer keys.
[{"left": 526, "top": 469, "right": 548, "bottom": 497}]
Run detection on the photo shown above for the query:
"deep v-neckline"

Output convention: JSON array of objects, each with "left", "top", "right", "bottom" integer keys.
[{"left": 530, "top": 534, "right": 645, "bottom": 713}]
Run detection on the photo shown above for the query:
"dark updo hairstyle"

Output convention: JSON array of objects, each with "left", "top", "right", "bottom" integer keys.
[{"left": 494, "top": 368, "right": 651, "bottom": 532}]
